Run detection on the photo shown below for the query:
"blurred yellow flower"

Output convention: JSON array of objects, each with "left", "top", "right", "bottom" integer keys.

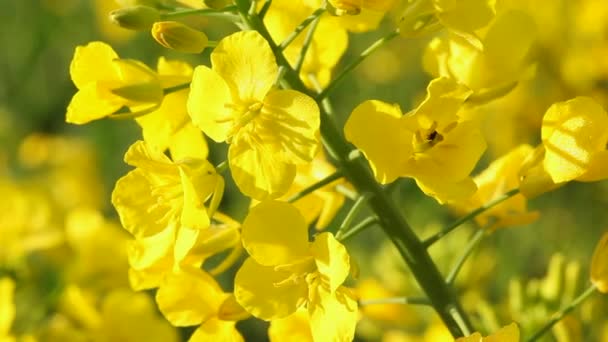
[
  {"left": 0, "top": 277, "right": 16, "bottom": 341},
  {"left": 451, "top": 144, "right": 540, "bottom": 230},
  {"left": 455, "top": 322, "right": 519, "bottom": 342},
  {"left": 591, "top": 232, "right": 608, "bottom": 293},
  {"left": 424, "top": 10, "right": 536, "bottom": 96},
  {"left": 187, "top": 31, "right": 320, "bottom": 199}
]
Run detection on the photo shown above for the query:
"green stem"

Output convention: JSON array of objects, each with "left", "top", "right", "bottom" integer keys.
[
  {"left": 287, "top": 170, "right": 344, "bottom": 203},
  {"left": 316, "top": 29, "right": 400, "bottom": 101},
  {"left": 293, "top": 10, "right": 321, "bottom": 74},
  {"left": 279, "top": 8, "right": 326, "bottom": 51},
  {"left": 335, "top": 193, "right": 370, "bottom": 239},
  {"left": 423, "top": 188, "right": 520, "bottom": 248},
  {"left": 445, "top": 229, "right": 486, "bottom": 285},
  {"left": 237, "top": 10, "right": 473, "bottom": 337},
  {"left": 337, "top": 216, "right": 378, "bottom": 242},
  {"left": 359, "top": 296, "right": 431, "bottom": 306},
  {"left": 160, "top": 6, "right": 240, "bottom": 20},
  {"left": 526, "top": 284, "right": 598, "bottom": 341},
  {"left": 259, "top": 0, "right": 272, "bottom": 18}
]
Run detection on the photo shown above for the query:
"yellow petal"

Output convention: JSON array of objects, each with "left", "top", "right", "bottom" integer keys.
[
  {"left": 435, "top": 0, "right": 494, "bottom": 34},
  {"left": 211, "top": 31, "right": 277, "bottom": 101},
  {"left": 414, "top": 175, "right": 477, "bottom": 204},
  {"left": 188, "top": 318, "right": 243, "bottom": 342},
  {"left": 112, "top": 169, "right": 172, "bottom": 238},
  {"left": 70, "top": 41, "right": 119, "bottom": 89},
  {"left": 268, "top": 309, "right": 313, "bottom": 342},
  {"left": 66, "top": 83, "right": 123, "bottom": 124},
  {"left": 542, "top": 97, "right": 608, "bottom": 183},
  {"left": 127, "top": 225, "right": 176, "bottom": 290},
  {"left": 234, "top": 258, "right": 307, "bottom": 320},
  {"left": 0, "top": 278, "right": 15, "bottom": 336},
  {"left": 229, "top": 136, "right": 296, "bottom": 200},
  {"left": 187, "top": 65, "right": 233, "bottom": 142},
  {"left": 169, "top": 123, "right": 209, "bottom": 161},
  {"left": 591, "top": 232, "right": 608, "bottom": 293},
  {"left": 156, "top": 268, "right": 225, "bottom": 326},
  {"left": 344, "top": 100, "right": 412, "bottom": 184},
  {"left": 262, "top": 89, "right": 321, "bottom": 164},
  {"left": 217, "top": 294, "right": 251, "bottom": 322},
  {"left": 179, "top": 166, "right": 210, "bottom": 230},
  {"left": 241, "top": 200, "right": 310, "bottom": 266},
  {"left": 414, "top": 77, "right": 472, "bottom": 125},
  {"left": 484, "top": 322, "right": 520, "bottom": 342},
  {"left": 308, "top": 286, "right": 358, "bottom": 342},
  {"left": 310, "top": 233, "right": 350, "bottom": 293}
]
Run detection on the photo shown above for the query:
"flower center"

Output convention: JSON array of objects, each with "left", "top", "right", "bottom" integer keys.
[{"left": 224, "top": 101, "right": 263, "bottom": 143}]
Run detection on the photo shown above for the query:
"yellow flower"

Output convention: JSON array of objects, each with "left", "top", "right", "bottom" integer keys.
[
  {"left": 423, "top": 10, "right": 536, "bottom": 96},
  {"left": 591, "top": 232, "right": 608, "bottom": 293},
  {"left": 135, "top": 58, "right": 208, "bottom": 161},
  {"left": 187, "top": 31, "right": 320, "bottom": 199},
  {"left": 112, "top": 140, "right": 223, "bottom": 239},
  {"left": 455, "top": 322, "right": 519, "bottom": 342},
  {"left": 234, "top": 201, "right": 357, "bottom": 342},
  {"left": 127, "top": 212, "right": 240, "bottom": 290},
  {"left": 344, "top": 77, "right": 486, "bottom": 203},
  {"left": 67, "top": 41, "right": 163, "bottom": 124},
  {"left": 451, "top": 144, "right": 540, "bottom": 230},
  {"left": 155, "top": 268, "right": 245, "bottom": 341}
]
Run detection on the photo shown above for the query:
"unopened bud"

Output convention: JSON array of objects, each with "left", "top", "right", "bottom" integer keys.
[
  {"left": 204, "top": 0, "right": 233, "bottom": 9},
  {"left": 110, "top": 6, "right": 160, "bottom": 31},
  {"left": 151, "top": 21, "right": 208, "bottom": 54}
]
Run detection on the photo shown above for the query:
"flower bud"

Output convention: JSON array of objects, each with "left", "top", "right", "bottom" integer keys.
[
  {"left": 109, "top": 5, "right": 160, "bottom": 31},
  {"left": 151, "top": 21, "right": 208, "bottom": 54},
  {"left": 591, "top": 232, "right": 608, "bottom": 293}
]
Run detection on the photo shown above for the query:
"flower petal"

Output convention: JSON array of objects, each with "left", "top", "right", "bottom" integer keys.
[
  {"left": 309, "top": 233, "right": 350, "bottom": 293},
  {"left": 187, "top": 65, "right": 233, "bottom": 142},
  {"left": 262, "top": 89, "right": 320, "bottom": 164},
  {"left": 188, "top": 318, "right": 243, "bottom": 342},
  {"left": 344, "top": 100, "right": 412, "bottom": 184},
  {"left": 242, "top": 200, "right": 310, "bottom": 266},
  {"left": 70, "top": 41, "right": 119, "bottom": 89},
  {"left": 234, "top": 258, "right": 307, "bottom": 320},
  {"left": 211, "top": 31, "right": 277, "bottom": 101},
  {"left": 591, "top": 232, "right": 608, "bottom": 293},
  {"left": 229, "top": 136, "right": 296, "bottom": 200},
  {"left": 308, "top": 286, "right": 358, "bottom": 342},
  {"left": 66, "top": 83, "right": 123, "bottom": 124},
  {"left": 542, "top": 97, "right": 608, "bottom": 183},
  {"left": 156, "top": 268, "right": 225, "bottom": 326}
]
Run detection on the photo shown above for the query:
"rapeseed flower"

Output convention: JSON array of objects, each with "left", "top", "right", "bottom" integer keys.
[
  {"left": 187, "top": 31, "right": 320, "bottom": 199},
  {"left": 234, "top": 201, "right": 357, "bottom": 342},
  {"left": 345, "top": 77, "right": 486, "bottom": 203}
]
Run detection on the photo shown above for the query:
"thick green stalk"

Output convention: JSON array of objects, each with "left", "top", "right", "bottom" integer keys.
[{"left": 237, "top": 10, "right": 473, "bottom": 337}]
